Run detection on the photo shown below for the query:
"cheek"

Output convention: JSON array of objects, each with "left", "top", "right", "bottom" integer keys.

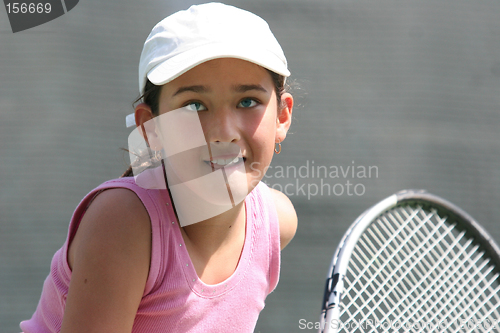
[
  {"left": 247, "top": 124, "right": 277, "bottom": 175},
  {"left": 249, "top": 104, "right": 278, "bottom": 138},
  {"left": 253, "top": 107, "right": 278, "bottom": 150},
  {"left": 258, "top": 115, "right": 278, "bottom": 151}
]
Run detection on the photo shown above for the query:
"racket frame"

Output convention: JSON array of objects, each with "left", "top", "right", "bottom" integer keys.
[{"left": 319, "top": 189, "right": 500, "bottom": 333}]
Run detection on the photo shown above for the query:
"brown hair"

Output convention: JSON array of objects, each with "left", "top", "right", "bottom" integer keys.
[{"left": 121, "top": 69, "right": 288, "bottom": 177}]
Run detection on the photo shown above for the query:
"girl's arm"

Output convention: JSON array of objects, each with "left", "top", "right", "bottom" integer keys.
[
  {"left": 61, "top": 188, "right": 152, "bottom": 333},
  {"left": 270, "top": 188, "right": 298, "bottom": 250}
]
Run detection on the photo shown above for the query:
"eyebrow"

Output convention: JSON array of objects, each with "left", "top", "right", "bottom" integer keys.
[
  {"left": 172, "top": 83, "right": 268, "bottom": 97},
  {"left": 233, "top": 84, "right": 268, "bottom": 94},
  {"left": 172, "top": 85, "right": 210, "bottom": 97}
]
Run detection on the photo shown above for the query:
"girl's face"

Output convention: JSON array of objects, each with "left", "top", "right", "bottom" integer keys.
[{"left": 155, "top": 58, "right": 293, "bottom": 197}]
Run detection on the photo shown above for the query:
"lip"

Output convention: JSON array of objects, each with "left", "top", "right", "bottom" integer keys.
[
  {"left": 200, "top": 142, "right": 246, "bottom": 171},
  {"left": 204, "top": 155, "right": 246, "bottom": 171}
]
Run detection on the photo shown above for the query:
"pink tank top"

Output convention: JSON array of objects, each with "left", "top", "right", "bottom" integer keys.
[{"left": 20, "top": 178, "right": 281, "bottom": 332}]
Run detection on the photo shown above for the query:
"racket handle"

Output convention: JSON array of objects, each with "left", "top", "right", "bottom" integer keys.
[
  {"left": 323, "top": 306, "right": 340, "bottom": 333},
  {"left": 322, "top": 277, "right": 344, "bottom": 333}
]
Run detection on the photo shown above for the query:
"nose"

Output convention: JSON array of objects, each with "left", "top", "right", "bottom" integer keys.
[{"left": 204, "top": 107, "right": 240, "bottom": 143}]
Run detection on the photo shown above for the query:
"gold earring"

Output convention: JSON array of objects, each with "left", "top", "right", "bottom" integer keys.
[{"left": 274, "top": 141, "right": 281, "bottom": 154}]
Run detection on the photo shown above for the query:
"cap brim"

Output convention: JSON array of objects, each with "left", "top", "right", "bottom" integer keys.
[{"left": 146, "top": 43, "right": 290, "bottom": 89}]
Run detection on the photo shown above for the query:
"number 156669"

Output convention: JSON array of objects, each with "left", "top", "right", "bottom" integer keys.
[{"left": 6, "top": 3, "right": 52, "bottom": 14}]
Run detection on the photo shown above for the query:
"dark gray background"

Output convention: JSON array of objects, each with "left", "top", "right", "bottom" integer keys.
[{"left": 1, "top": 0, "right": 499, "bottom": 332}]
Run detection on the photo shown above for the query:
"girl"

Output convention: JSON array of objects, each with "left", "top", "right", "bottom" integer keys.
[{"left": 20, "top": 3, "right": 297, "bottom": 332}]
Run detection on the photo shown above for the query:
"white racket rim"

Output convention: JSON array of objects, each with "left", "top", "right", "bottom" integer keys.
[{"left": 319, "top": 189, "right": 500, "bottom": 333}]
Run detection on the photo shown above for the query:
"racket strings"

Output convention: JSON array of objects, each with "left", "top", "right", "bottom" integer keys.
[
  {"left": 380, "top": 211, "right": 487, "bottom": 327},
  {"left": 365, "top": 209, "right": 498, "bottom": 331},
  {"left": 410, "top": 210, "right": 500, "bottom": 331},
  {"left": 377, "top": 209, "right": 499, "bottom": 332},
  {"left": 342, "top": 208, "right": 450, "bottom": 325},
  {"left": 368, "top": 224, "right": 471, "bottom": 327},
  {"left": 338, "top": 205, "right": 500, "bottom": 332},
  {"left": 435, "top": 241, "right": 500, "bottom": 332}
]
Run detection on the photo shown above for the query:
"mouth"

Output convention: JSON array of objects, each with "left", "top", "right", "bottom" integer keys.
[{"left": 204, "top": 156, "right": 246, "bottom": 170}]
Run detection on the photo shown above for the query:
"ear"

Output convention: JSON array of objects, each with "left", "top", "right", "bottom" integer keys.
[
  {"left": 275, "top": 92, "right": 293, "bottom": 143},
  {"left": 135, "top": 103, "right": 161, "bottom": 150}
]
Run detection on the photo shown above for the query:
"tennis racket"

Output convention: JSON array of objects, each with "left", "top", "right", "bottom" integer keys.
[{"left": 319, "top": 190, "right": 500, "bottom": 333}]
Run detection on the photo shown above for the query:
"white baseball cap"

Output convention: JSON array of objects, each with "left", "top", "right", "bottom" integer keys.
[{"left": 137, "top": 2, "right": 290, "bottom": 94}]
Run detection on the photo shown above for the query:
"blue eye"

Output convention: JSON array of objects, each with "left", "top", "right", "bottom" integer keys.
[
  {"left": 238, "top": 98, "right": 258, "bottom": 108},
  {"left": 184, "top": 102, "right": 207, "bottom": 111}
]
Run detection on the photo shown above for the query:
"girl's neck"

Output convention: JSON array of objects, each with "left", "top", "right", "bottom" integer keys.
[{"left": 180, "top": 201, "right": 246, "bottom": 257}]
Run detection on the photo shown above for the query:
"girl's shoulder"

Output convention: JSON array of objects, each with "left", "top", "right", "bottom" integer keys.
[
  {"left": 62, "top": 184, "right": 152, "bottom": 332},
  {"left": 266, "top": 185, "right": 298, "bottom": 250},
  {"left": 67, "top": 183, "right": 152, "bottom": 271}
]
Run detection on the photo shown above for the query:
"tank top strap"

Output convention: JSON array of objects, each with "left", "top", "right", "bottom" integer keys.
[
  {"left": 64, "top": 177, "right": 167, "bottom": 296},
  {"left": 250, "top": 182, "right": 281, "bottom": 293}
]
